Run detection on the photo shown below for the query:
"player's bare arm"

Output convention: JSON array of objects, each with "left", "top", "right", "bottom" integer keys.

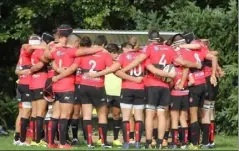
[
  {"left": 115, "top": 70, "right": 143, "bottom": 83},
  {"left": 75, "top": 46, "right": 105, "bottom": 57},
  {"left": 29, "top": 62, "right": 45, "bottom": 73},
  {"left": 209, "top": 50, "right": 219, "bottom": 56},
  {"left": 86, "top": 62, "right": 121, "bottom": 78},
  {"left": 121, "top": 53, "right": 147, "bottom": 72},
  {"left": 174, "top": 57, "right": 201, "bottom": 69},
  {"left": 205, "top": 53, "right": 218, "bottom": 86},
  {"left": 15, "top": 68, "right": 30, "bottom": 76},
  {"left": 52, "top": 63, "right": 78, "bottom": 82},
  {"left": 179, "top": 43, "right": 201, "bottom": 50},
  {"left": 175, "top": 68, "right": 189, "bottom": 90},
  {"left": 146, "top": 64, "right": 176, "bottom": 78}
]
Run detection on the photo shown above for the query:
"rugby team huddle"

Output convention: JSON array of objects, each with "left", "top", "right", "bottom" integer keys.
[{"left": 13, "top": 24, "right": 224, "bottom": 150}]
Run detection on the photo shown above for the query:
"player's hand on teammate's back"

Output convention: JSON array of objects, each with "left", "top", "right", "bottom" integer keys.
[
  {"left": 134, "top": 76, "right": 144, "bottom": 83},
  {"left": 52, "top": 76, "right": 60, "bottom": 82},
  {"left": 196, "top": 62, "right": 202, "bottom": 69},
  {"left": 168, "top": 71, "right": 177, "bottom": 79},
  {"left": 84, "top": 71, "right": 98, "bottom": 78},
  {"left": 175, "top": 82, "right": 184, "bottom": 90},
  {"left": 210, "top": 75, "right": 217, "bottom": 87},
  {"left": 21, "top": 69, "right": 31, "bottom": 75}
]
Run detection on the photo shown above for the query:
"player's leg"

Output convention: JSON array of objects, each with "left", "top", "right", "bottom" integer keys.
[
  {"left": 155, "top": 87, "right": 170, "bottom": 149},
  {"left": 30, "top": 90, "right": 37, "bottom": 144},
  {"left": 144, "top": 87, "right": 158, "bottom": 149},
  {"left": 133, "top": 89, "right": 145, "bottom": 149},
  {"left": 169, "top": 96, "right": 180, "bottom": 149},
  {"left": 70, "top": 84, "right": 81, "bottom": 146},
  {"left": 18, "top": 84, "right": 32, "bottom": 146},
  {"left": 48, "top": 100, "right": 60, "bottom": 148},
  {"left": 129, "top": 110, "right": 135, "bottom": 144},
  {"left": 35, "top": 89, "right": 48, "bottom": 146},
  {"left": 163, "top": 110, "right": 170, "bottom": 147},
  {"left": 111, "top": 97, "right": 122, "bottom": 146},
  {"left": 14, "top": 87, "right": 22, "bottom": 145},
  {"left": 188, "top": 85, "right": 202, "bottom": 149},
  {"left": 58, "top": 92, "right": 74, "bottom": 149},
  {"left": 151, "top": 113, "right": 157, "bottom": 146},
  {"left": 179, "top": 95, "right": 190, "bottom": 149}
]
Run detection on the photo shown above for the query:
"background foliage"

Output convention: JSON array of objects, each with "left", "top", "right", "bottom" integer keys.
[{"left": 0, "top": 0, "right": 237, "bottom": 135}]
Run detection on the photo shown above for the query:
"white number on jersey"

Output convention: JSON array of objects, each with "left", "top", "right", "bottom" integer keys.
[
  {"left": 130, "top": 65, "right": 142, "bottom": 76},
  {"left": 89, "top": 60, "right": 96, "bottom": 72},
  {"left": 58, "top": 59, "right": 62, "bottom": 68},
  {"left": 194, "top": 53, "right": 201, "bottom": 64},
  {"left": 159, "top": 54, "right": 166, "bottom": 67}
]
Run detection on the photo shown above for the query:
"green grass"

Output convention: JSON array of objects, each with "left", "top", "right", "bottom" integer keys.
[{"left": 0, "top": 133, "right": 237, "bottom": 150}]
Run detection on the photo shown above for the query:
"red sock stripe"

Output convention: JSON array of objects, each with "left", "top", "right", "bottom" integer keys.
[
  {"left": 29, "top": 121, "right": 34, "bottom": 140},
  {"left": 48, "top": 121, "right": 53, "bottom": 145},
  {"left": 135, "top": 122, "right": 140, "bottom": 142},
  {"left": 210, "top": 123, "right": 215, "bottom": 142},
  {"left": 184, "top": 129, "right": 188, "bottom": 143},
  {"left": 126, "top": 122, "right": 130, "bottom": 142},
  {"left": 174, "top": 130, "right": 178, "bottom": 144},
  {"left": 87, "top": 125, "right": 92, "bottom": 145},
  {"left": 44, "top": 123, "right": 47, "bottom": 142},
  {"left": 99, "top": 127, "right": 104, "bottom": 144}
]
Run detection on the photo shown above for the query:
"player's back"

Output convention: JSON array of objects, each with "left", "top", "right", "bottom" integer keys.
[
  {"left": 79, "top": 51, "right": 113, "bottom": 87},
  {"left": 117, "top": 51, "right": 145, "bottom": 90}
]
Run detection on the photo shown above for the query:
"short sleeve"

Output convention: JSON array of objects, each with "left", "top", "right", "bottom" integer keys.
[
  {"left": 139, "top": 45, "right": 150, "bottom": 58},
  {"left": 115, "top": 54, "right": 124, "bottom": 66},
  {"left": 145, "top": 58, "right": 153, "bottom": 67},
  {"left": 105, "top": 53, "right": 113, "bottom": 67},
  {"left": 74, "top": 57, "right": 81, "bottom": 65},
  {"left": 68, "top": 48, "right": 77, "bottom": 58}
]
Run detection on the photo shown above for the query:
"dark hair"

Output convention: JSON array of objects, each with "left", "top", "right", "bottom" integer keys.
[
  {"left": 42, "top": 32, "right": 54, "bottom": 44},
  {"left": 94, "top": 35, "right": 108, "bottom": 46},
  {"left": 183, "top": 32, "right": 195, "bottom": 44},
  {"left": 148, "top": 29, "right": 160, "bottom": 40},
  {"left": 121, "top": 42, "right": 133, "bottom": 49},
  {"left": 105, "top": 43, "right": 119, "bottom": 53},
  {"left": 80, "top": 36, "right": 92, "bottom": 47},
  {"left": 171, "top": 34, "right": 185, "bottom": 44},
  {"left": 57, "top": 24, "right": 73, "bottom": 37}
]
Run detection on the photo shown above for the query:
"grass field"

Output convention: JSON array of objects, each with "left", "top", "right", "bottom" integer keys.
[{"left": 0, "top": 133, "right": 237, "bottom": 150}]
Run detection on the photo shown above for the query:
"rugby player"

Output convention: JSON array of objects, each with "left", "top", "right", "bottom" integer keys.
[{"left": 120, "top": 30, "right": 201, "bottom": 149}]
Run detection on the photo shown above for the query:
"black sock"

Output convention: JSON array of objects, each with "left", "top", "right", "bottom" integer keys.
[
  {"left": 190, "top": 122, "right": 200, "bottom": 145},
  {"left": 36, "top": 116, "right": 44, "bottom": 143},
  {"left": 171, "top": 129, "right": 178, "bottom": 145},
  {"left": 164, "top": 131, "right": 169, "bottom": 140},
  {"left": 59, "top": 118, "right": 68, "bottom": 145},
  {"left": 14, "top": 132, "right": 20, "bottom": 141},
  {"left": 20, "top": 118, "right": 29, "bottom": 142},
  {"left": 153, "top": 128, "right": 158, "bottom": 140},
  {"left": 146, "top": 139, "right": 152, "bottom": 145},
  {"left": 65, "top": 119, "right": 70, "bottom": 142},
  {"left": 83, "top": 120, "right": 93, "bottom": 145},
  {"left": 48, "top": 118, "right": 58, "bottom": 145},
  {"left": 99, "top": 123, "right": 108, "bottom": 144},
  {"left": 135, "top": 121, "right": 144, "bottom": 142},
  {"left": 181, "top": 127, "right": 189, "bottom": 145},
  {"left": 80, "top": 119, "right": 87, "bottom": 140},
  {"left": 201, "top": 124, "right": 210, "bottom": 145},
  {"left": 157, "top": 138, "right": 163, "bottom": 145},
  {"left": 129, "top": 131, "right": 134, "bottom": 140},
  {"left": 71, "top": 119, "right": 79, "bottom": 139},
  {"left": 122, "top": 121, "right": 130, "bottom": 143},
  {"left": 113, "top": 119, "right": 121, "bottom": 140},
  {"left": 44, "top": 120, "right": 49, "bottom": 143}
]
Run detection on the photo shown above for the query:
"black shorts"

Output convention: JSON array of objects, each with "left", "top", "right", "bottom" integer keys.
[
  {"left": 17, "top": 84, "right": 32, "bottom": 102},
  {"left": 107, "top": 95, "right": 120, "bottom": 108},
  {"left": 16, "top": 87, "right": 21, "bottom": 102},
  {"left": 189, "top": 84, "right": 206, "bottom": 108},
  {"left": 75, "top": 84, "right": 81, "bottom": 104},
  {"left": 31, "top": 88, "right": 44, "bottom": 101},
  {"left": 145, "top": 86, "right": 171, "bottom": 109},
  {"left": 55, "top": 91, "right": 75, "bottom": 103},
  {"left": 44, "top": 78, "right": 54, "bottom": 98},
  {"left": 170, "top": 95, "right": 189, "bottom": 110},
  {"left": 79, "top": 85, "right": 107, "bottom": 108},
  {"left": 205, "top": 76, "right": 219, "bottom": 101},
  {"left": 120, "top": 89, "right": 145, "bottom": 106}
]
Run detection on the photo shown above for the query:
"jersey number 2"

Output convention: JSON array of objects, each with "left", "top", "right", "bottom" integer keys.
[{"left": 89, "top": 60, "right": 96, "bottom": 72}]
